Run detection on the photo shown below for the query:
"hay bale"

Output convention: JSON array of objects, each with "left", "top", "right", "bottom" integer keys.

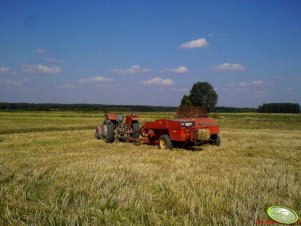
[{"left": 197, "top": 129, "right": 210, "bottom": 141}]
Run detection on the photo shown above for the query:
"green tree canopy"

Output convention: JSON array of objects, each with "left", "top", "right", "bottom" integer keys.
[
  {"left": 180, "top": 95, "right": 193, "bottom": 106},
  {"left": 257, "top": 103, "right": 300, "bottom": 113},
  {"left": 180, "top": 82, "right": 218, "bottom": 112}
]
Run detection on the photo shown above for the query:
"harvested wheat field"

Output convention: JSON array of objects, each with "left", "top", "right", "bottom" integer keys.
[{"left": 0, "top": 111, "right": 300, "bottom": 225}]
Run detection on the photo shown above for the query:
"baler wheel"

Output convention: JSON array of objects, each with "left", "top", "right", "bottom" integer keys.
[
  {"left": 159, "top": 135, "right": 172, "bottom": 150},
  {"left": 214, "top": 134, "right": 221, "bottom": 146},
  {"left": 132, "top": 122, "right": 140, "bottom": 139}
]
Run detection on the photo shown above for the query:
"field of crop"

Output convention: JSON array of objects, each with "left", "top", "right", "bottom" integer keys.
[{"left": 0, "top": 111, "right": 300, "bottom": 225}]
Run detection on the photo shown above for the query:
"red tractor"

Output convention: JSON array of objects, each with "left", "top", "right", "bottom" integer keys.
[
  {"left": 95, "top": 107, "right": 220, "bottom": 149},
  {"left": 95, "top": 113, "right": 140, "bottom": 143},
  {"left": 140, "top": 107, "right": 220, "bottom": 149}
]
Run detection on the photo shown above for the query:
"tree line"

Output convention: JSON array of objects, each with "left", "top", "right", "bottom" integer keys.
[
  {"left": 257, "top": 103, "right": 300, "bottom": 113},
  {"left": 0, "top": 102, "right": 258, "bottom": 113},
  {"left": 0, "top": 102, "right": 177, "bottom": 112}
]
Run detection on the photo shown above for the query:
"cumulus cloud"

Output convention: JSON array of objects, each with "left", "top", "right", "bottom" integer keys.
[
  {"left": 113, "top": 65, "right": 150, "bottom": 75},
  {"left": 79, "top": 76, "right": 113, "bottom": 83},
  {"left": 239, "top": 82, "right": 247, "bottom": 88},
  {"left": 143, "top": 77, "right": 175, "bottom": 86},
  {"left": 36, "top": 48, "right": 46, "bottom": 54},
  {"left": 21, "top": 64, "right": 61, "bottom": 74},
  {"left": 212, "top": 63, "right": 246, "bottom": 72},
  {"left": 224, "top": 80, "right": 271, "bottom": 93},
  {"left": 180, "top": 38, "right": 208, "bottom": 49},
  {"left": 0, "top": 67, "right": 11, "bottom": 74},
  {"left": 167, "top": 66, "right": 188, "bottom": 74},
  {"left": 251, "top": 80, "right": 263, "bottom": 86},
  {"left": 35, "top": 48, "right": 62, "bottom": 64},
  {"left": 239, "top": 80, "right": 265, "bottom": 88}
]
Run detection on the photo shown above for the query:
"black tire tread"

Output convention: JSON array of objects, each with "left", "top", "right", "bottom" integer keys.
[
  {"left": 105, "top": 122, "right": 115, "bottom": 143},
  {"left": 159, "top": 134, "right": 173, "bottom": 150}
]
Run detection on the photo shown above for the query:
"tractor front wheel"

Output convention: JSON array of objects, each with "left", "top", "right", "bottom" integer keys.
[
  {"left": 104, "top": 123, "right": 115, "bottom": 143},
  {"left": 159, "top": 135, "right": 173, "bottom": 150}
]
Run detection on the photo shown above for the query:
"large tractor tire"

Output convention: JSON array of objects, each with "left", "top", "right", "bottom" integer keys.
[
  {"left": 159, "top": 135, "right": 173, "bottom": 150},
  {"left": 104, "top": 122, "right": 115, "bottom": 143},
  {"left": 132, "top": 122, "right": 140, "bottom": 139}
]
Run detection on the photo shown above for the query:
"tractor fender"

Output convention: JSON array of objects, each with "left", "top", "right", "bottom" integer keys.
[{"left": 105, "top": 113, "right": 117, "bottom": 121}]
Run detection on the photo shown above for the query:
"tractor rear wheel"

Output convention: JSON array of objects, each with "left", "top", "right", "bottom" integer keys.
[
  {"left": 104, "top": 123, "right": 115, "bottom": 143},
  {"left": 159, "top": 135, "right": 172, "bottom": 150},
  {"left": 132, "top": 122, "right": 140, "bottom": 139}
]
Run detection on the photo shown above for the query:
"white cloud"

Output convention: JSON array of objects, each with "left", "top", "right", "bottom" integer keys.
[
  {"left": 180, "top": 38, "right": 208, "bottom": 49},
  {"left": 43, "top": 57, "right": 62, "bottom": 64},
  {"left": 143, "top": 77, "right": 175, "bottom": 86},
  {"left": 0, "top": 67, "right": 11, "bottom": 74},
  {"left": 224, "top": 80, "right": 272, "bottom": 93},
  {"left": 113, "top": 65, "right": 150, "bottom": 75},
  {"left": 36, "top": 48, "right": 46, "bottom": 54},
  {"left": 212, "top": 63, "right": 246, "bottom": 72},
  {"left": 79, "top": 76, "right": 113, "bottom": 83},
  {"left": 239, "top": 80, "right": 266, "bottom": 89},
  {"left": 251, "top": 80, "right": 263, "bottom": 86},
  {"left": 168, "top": 66, "right": 188, "bottom": 74},
  {"left": 21, "top": 64, "right": 61, "bottom": 74},
  {"left": 35, "top": 48, "right": 61, "bottom": 64},
  {"left": 239, "top": 82, "right": 248, "bottom": 88}
]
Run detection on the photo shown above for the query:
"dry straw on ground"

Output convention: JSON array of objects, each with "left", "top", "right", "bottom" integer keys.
[{"left": 0, "top": 112, "right": 300, "bottom": 225}]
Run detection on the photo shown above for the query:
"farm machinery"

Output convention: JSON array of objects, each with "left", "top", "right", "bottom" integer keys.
[
  {"left": 95, "top": 113, "right": 140, "bottom": 143},
  {"left": 95, "top": 107, "right": 220, "bottom": 149}
]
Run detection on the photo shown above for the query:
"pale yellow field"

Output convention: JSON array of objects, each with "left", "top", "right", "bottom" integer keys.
[{"left": 0, "top": 112, "right": 300, "bottom": 225}]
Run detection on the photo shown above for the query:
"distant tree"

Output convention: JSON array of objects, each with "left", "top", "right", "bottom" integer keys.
[
  {"left": 181, "top": 82, "right": 218, "bottom": 112},
  {"left": 180, "top": 95, "right": 193, "bottom": 106}
]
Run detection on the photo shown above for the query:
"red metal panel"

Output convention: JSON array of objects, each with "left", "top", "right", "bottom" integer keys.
[
  {"left": 169, "top": 129, "right": 187, "bottom": 141},
  {"left": 106, "top": 113, "right": 117, "bottom": 120},
  {"left": 144, "top": 119, "right": 182, "bottom": 129},
  {"left": 125, "top": 114, "right": 139, "bottom": 128},
  {"left": 143, "top": 117, "right": 220, "bottom": 143}
]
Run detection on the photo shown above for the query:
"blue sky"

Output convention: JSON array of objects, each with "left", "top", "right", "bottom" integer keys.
[{"left": 0, "top": 0, "right": 300, "bottom": 107}]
